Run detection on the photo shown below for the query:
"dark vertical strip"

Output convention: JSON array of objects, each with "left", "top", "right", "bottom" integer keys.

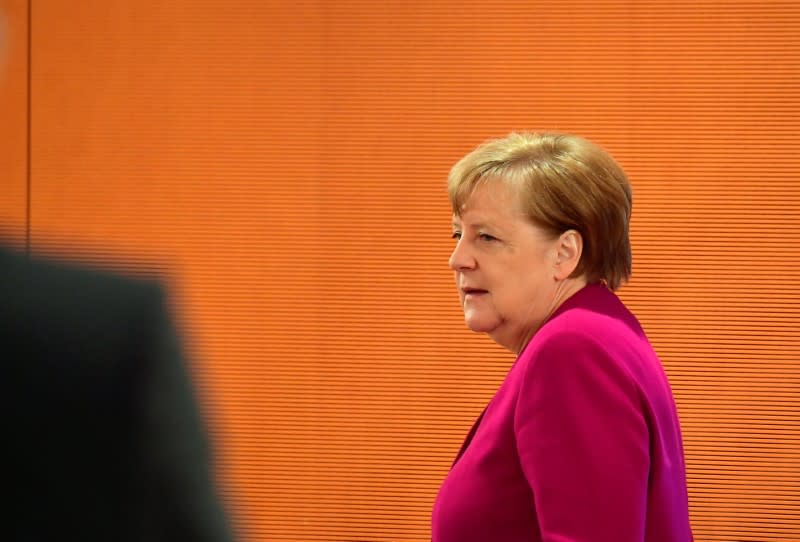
[{"left": 25, "top": 0, "right": 31, "bottom": 252}]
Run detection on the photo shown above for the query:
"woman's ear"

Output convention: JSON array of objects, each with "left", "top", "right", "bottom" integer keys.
[{"left": 554, "top": 229, "right": 583, "bottom": 280}]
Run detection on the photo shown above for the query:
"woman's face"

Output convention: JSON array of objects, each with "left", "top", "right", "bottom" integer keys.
[{"left": 449, "top": 181, "right": 565, "bottom": 353}]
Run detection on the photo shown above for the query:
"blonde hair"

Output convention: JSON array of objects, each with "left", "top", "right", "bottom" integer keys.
[{"left": 448, "top": 132, "right": 632, "bottom": 290}]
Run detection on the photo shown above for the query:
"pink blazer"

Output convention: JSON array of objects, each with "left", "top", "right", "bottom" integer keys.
[{"left": 432, "top": 283, "right": 693, "bottom": 541}]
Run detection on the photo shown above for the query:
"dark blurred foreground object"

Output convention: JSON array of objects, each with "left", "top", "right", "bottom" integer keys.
[{"left": 1, "top": 245, "right": 233, "bottom": 541}]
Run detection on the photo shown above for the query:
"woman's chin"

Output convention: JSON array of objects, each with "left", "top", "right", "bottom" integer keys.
[{"left": 464, "top": 315, "right": 500, "bottom": 334}]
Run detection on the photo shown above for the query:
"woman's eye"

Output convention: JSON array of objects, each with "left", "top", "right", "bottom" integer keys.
[
  {"left": 479, "top": 233, "right": 498, "bottom": 242},
  {"left": 451, "top": 232, "right": 462, "bottom": 240}
]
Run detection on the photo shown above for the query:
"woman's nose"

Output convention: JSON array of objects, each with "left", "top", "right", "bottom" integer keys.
[{"left": 449, "top": 239, "right": 475, "bottom": 271}]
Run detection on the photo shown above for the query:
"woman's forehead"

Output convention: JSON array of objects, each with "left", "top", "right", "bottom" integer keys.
[{"left": 455, "top": 179, "right": 526, "bottom": 216}]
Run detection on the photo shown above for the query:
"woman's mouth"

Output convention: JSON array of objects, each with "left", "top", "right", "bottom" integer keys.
[{"left": 463, "top": 288, "right": 488, "bottom": 298}]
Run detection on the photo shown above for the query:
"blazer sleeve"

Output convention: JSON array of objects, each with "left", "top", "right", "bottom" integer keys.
[
  {"left": 513, "top": 331, "right": 649, "bottom": 542},
  {"left": 134, "top": 285, "right": 234, "bottom": 542}
]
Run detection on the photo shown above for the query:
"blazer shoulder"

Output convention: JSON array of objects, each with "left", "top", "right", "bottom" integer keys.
[
  {"left": 1, "top": 246, "right": 164, "bottom": 307},
  {"left": 0, "top": 246, "right": 169, "bottom": 356}
]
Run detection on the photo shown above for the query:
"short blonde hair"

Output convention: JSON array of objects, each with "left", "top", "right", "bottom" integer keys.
[{"left": 448, "top": 132, "right": 632, "bottom": 290}]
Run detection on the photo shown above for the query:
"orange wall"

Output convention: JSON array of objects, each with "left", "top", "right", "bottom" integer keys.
[
  {"left": 2, "top": 1, "right": 800, "bottom": 540},
  {"left": 0, "top": 0, "right": 26, "bottom": 243}
]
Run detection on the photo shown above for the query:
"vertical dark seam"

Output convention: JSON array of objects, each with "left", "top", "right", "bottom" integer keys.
[{"left": 25, "top": 0, "right": 32, "bottom": 252}]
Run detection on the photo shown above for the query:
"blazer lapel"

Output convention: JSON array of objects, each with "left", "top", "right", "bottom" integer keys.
[{"left": 451, "top": 407, "right": 487, "bottom": 468}]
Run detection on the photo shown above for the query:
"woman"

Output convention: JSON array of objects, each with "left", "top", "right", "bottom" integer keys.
[{"left": 432, "top": 132, "right": 693, "bottom": 541}]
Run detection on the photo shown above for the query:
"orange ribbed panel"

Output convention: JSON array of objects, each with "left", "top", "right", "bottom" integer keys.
[
  {"left": 5, "top": 0, "right": 800, "bottom": 540},
  {"left": 0, "top": 0, "right": 27, "bottom": 244}
]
